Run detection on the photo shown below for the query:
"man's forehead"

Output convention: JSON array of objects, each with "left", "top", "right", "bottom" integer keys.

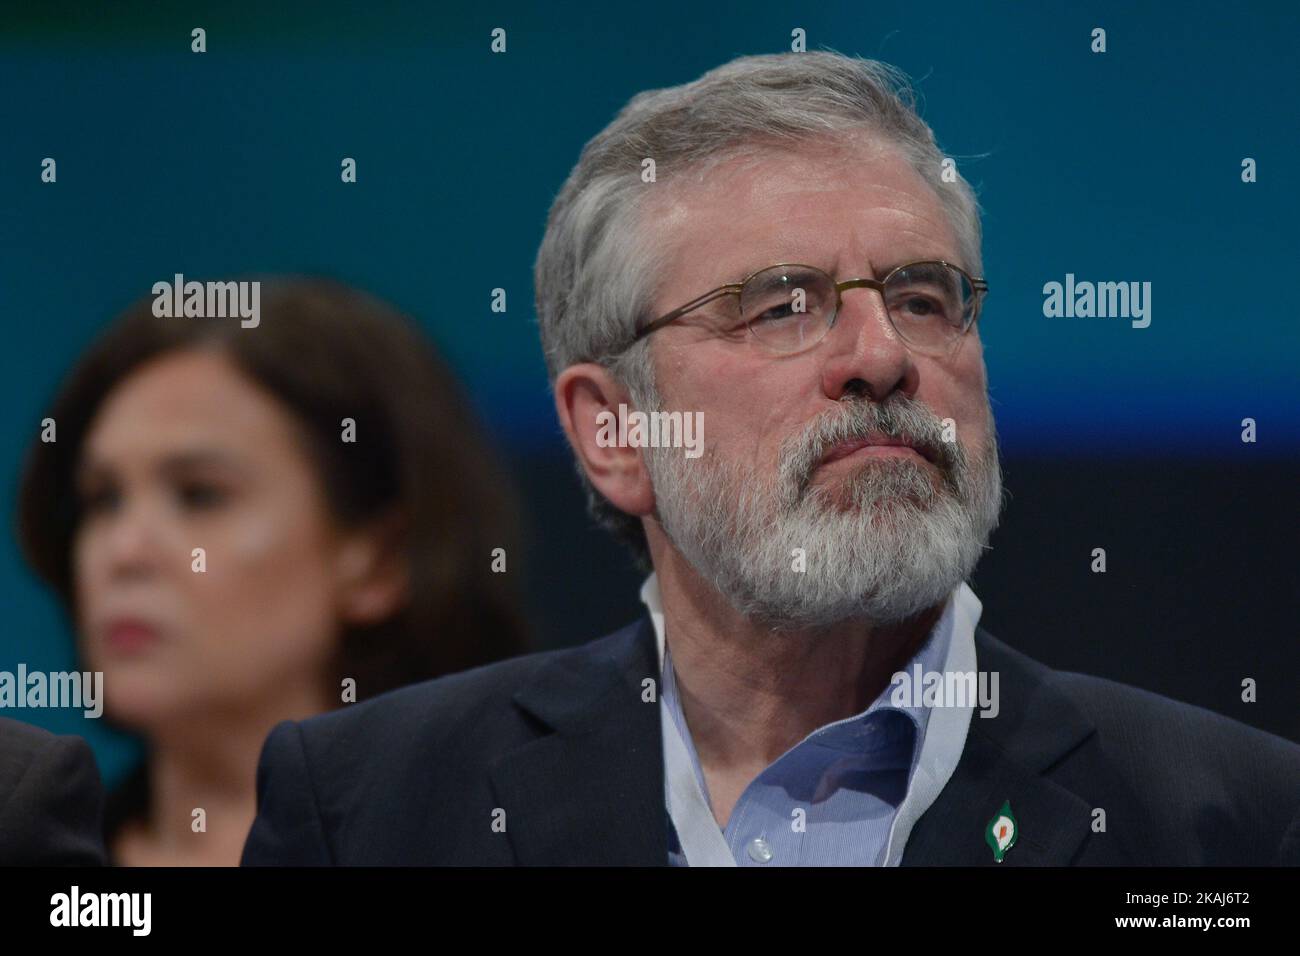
[{"left": 645, "top": 145, "right": 957, "bottom": 290}]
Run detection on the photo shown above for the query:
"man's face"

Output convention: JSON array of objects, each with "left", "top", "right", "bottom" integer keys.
[{"left": 638, "top": 138, "right": 1002, "bottom": 627}]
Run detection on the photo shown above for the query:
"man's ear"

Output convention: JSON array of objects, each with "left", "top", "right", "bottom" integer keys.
[
  {"left": 554, "top": 363, "right": 655, "bottom": 520},
  {"left": 334, "top": 511, "right": 410, "bottom": 627}
]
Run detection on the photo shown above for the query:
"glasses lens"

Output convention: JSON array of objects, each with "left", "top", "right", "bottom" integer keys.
[
  {"left": 739, "top": 265, "right": 834, "bottom": 352},
  {"left": 883, "top": 262, "right": 975, "bottom": 348}
]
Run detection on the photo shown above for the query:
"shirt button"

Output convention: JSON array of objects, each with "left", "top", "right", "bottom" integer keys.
[{"left": 747, "top": 837, "right": 774, "bottom": 863}]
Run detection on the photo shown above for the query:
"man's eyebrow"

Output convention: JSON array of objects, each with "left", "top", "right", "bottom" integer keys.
[
  {"left": 716, "top": 261, "right": 767, "bottom": 283},
  {"left": 710, "top": 252, "right": 962, "bottom": 290},
  {"left": 883, "top": 259, "right": 954, "bottom": 279},
  {"left": 719, "top": 258, "right": 811, "bottom": 283},
  {"left": 725, "top": 255, "right": 921, "bottom": 278}
]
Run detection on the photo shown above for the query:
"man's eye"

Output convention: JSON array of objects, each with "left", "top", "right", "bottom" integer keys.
[
  {"left": 890, "top": 293, "right": 949, "bottom": 321},
  {"left": 753, "top": 304, "right": 798, "bottom": 324}
]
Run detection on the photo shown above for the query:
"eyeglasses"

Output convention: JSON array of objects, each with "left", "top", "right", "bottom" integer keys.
[{"left": 632, "top": 259, "right": 989, "bottom": 356}]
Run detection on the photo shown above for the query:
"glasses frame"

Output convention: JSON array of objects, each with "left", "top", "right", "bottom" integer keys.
[{"left": 632, "top": 258, "right": 989, "bottom": 354}]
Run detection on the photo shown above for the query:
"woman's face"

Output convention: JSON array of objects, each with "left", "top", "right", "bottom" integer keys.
[{"left": 73, "top": 348, "right": 348, "bottom": 728}]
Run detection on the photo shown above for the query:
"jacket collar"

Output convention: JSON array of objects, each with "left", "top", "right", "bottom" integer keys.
[
  {"left": 489, "top": 617, "right": 669, "bottom": 865},
  {"left": 491, "top": 615, "right": 1099, "bottom": 866},
  {"left": 901, "top": 630, "right": 1099, "bottom": 865}
]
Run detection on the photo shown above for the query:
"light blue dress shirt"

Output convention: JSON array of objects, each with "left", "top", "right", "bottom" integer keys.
[{"left": 641, "top": 573, "right": 981, "bottom": 866}]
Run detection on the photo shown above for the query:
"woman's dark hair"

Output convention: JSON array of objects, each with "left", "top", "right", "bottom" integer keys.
[{"left": 16, "top": 276, "right": 530, "bottom": 698}]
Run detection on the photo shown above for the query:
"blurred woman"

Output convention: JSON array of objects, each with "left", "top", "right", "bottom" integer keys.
[{"left": 16, "top": 277, "right": 528, "bottom": 865}]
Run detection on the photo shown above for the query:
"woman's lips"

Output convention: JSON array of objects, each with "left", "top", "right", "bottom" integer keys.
[{"left": 103, "top": 619, "right": 161, "bottom": 653}]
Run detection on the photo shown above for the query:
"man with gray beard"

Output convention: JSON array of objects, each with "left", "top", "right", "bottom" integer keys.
[
  {"left": 644, "top": 388, "right": 1002, "bottom": 630},
  {"left": 243, "top": 51, "right": 1300, "bottom": 868}
]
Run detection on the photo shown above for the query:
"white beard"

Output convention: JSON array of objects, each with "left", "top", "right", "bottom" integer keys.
[{"left": 643, "top": 393, "right": 1004, "bottom": 630}]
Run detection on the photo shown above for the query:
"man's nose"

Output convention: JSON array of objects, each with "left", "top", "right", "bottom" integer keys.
[{"left": 818, "top": 284, "right": 919, "bottom": 402}]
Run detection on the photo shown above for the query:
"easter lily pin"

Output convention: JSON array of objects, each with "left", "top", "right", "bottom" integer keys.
[{"left": 985, "top": 800, "right": 1018, "bottom": 863}]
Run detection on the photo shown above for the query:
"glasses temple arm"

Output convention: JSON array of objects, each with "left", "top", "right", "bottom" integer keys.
[{"left": 634, "top": 285, "right": 741, "bottom": 340}]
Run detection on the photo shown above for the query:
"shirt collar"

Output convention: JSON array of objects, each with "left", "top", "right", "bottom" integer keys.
[{"left": 639, "top": 571, "right": 982, "bottom": 745}]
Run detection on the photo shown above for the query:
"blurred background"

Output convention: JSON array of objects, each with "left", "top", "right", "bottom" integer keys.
[{"left": 2, "top": 0, "right": 1297, "bottom": 790}]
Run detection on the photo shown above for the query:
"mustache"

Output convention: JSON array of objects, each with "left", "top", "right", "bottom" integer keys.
[{"left": 780, "top": 395, "right": 963, "bottom": 498}]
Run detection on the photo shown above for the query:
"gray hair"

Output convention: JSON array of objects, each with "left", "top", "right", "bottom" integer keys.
[{"left": 533, "top": 50, "right": 985, "bottom": 568}]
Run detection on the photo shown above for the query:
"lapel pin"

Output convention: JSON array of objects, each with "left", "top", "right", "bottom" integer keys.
[{"left": 985, "top": 799, "right": 1018, "bottom": 863}]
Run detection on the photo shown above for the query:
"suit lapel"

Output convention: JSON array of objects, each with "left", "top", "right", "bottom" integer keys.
[
  {"left": 902, "top": 628, "right": 1098, "bottom": 865},
  {"left": 487, "top": 618, "right": 669, "bottom": 865},
  {"left": 488, "top": 618, "right": 1100, "bottom": 866}
]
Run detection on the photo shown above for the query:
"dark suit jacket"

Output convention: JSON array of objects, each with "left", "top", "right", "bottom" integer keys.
[
  {"left": 0, "top": 717, "right": 107, "bottom": 866},
  {"left": 242, "top": 618, "right": 1300, "bottom": 866}
]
